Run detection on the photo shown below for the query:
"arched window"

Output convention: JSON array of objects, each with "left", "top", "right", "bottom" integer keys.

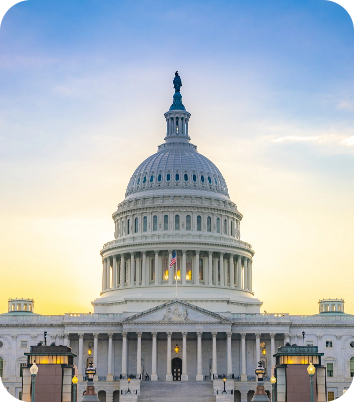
[
  {"left": 0, "top": 357, "right": 3, "bottom": 377},
  {"left": 186, "top": 215, "right": 191, "bottom": 231},
  {"left": 150, "top": 175, "right": 154, "bottom": 183},
  {"left": 135, "top": 217, "right": 138, "bottom": 233},
  {"left": 175, "top": 215, "right": 180, "bottom": 230},
  {"left": 162, "top": 257, "right": 169, "bottom": 280},
  {"left": 201, "top": 175, "right": 205, "bottom": 183},
  {"left": 207, "top": 217, "right": 211, "bottom": 232},
  {"left": 197, "top": 216, "right": 202, "bottom": 231},
  {"left": 184, "top": 173, "right": 188, "bottom": 181},
  {"left": 164, "top": 215, "right": 169, "bottom": 230},
  {"left": 230, "top": 221, "right": 233, "bottom": 236},
  {"left": 199, "top": 258, "right": 204, "bottom": 281},
  {"left": 153, "top": 216, "right": 158, "bottom": 231},
  {"left": 143, "top": 216, "right": 147, "bottom": 232},
  {"left": 143, "top": 176, "right": 146, "bottom": 183},
  {"left": 186, "top": 257, "right": 192, "bottom": 281},
  {"left": 223, "top": 219, "right": 227, "bottom": 234},
  {"left": 350, "top": 358, "right": 354, "bottom": 377},
  {"left": 216, "top": 218, "right": 220, "bottom": 233},
  {"left": 158, "top": 174, "right": 162, "bottom": 182},
  {"left": 208, "top": 176, "right": 212, "bottom": 184},
  {"left": 214, "top": 178, "right": 217, "bottom": 185},
  {"left": 127, "top": 219, "right": 130, "bottom": 235},
  {"left": 175, "top": 173, "right": 180, "bottom": 181},
  {"left": 150, "top": 258, "right": 155, "bottom": 281},
  {"left": 137, "top": 178, "right": 140, "bottom": 185},
  {"left": 193, "top": 174, "right": 197, "bottom": 182},
  {"left": 166, "top": 173, "right": 171, "bottom": 181}
]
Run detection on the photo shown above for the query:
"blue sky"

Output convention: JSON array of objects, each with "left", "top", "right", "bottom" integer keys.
[{"left": 0, "top": 0, "right": 353, "bottom": 314}]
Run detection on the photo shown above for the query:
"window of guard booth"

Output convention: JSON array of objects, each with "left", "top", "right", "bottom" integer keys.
[
  {"left": 162, "top": 257, "right": 169, "bottom": 280},
  {"left": 327, "top": 363, "right": 334, "bottom": 377},
  {"left": 280, "top": 356, "right": 319, "bottom": 365},
  {"left": 199, "top": 258, "right": 204, "bottom": 281},
  {"left": 186, "top": 257, "right": 192, "bottom": 281},
  {"left": 186, "top": 215, "right": 191, "bottom": 230},
  {"left": 207, "top": 217, "right": 211, "bottom": 232},
  {"left": 328, "top": 392, "right": 335, "bottom": 401},
  {"left": 150, "top": 258, "right": 155, "bottom": 282},
  {"left": 175, "top": 215, "right": 180, "bottom": 230},
  {"left": 197, "top": 216, "right": 202, "bottom": 231}
]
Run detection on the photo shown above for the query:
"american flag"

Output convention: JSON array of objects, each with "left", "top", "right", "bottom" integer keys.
[{"left": 169, "top": 251, "right": 176, "bottom": 268}]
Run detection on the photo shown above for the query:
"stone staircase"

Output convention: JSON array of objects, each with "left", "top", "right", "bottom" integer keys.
[{"left": 138, "top": 381, "right": 216, "bottom": 402}]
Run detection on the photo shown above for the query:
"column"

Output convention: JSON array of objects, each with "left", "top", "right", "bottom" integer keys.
[
  {"left": 270, "top": 334, "right": 275, "bottom": 374},
  {"left": 168, "top": 250, "right": 173, "bottom": 285},
  {"left": 64, "top": 334, "right": 69, "bottom": 347},
  {"left": 212, "top": 332, "right": 217, "bottom": 377},
  {"left": 137, "top": 332, "right": 142, "bottom": 379},
  {"left": 181, "top": 332, "right": 188, "bottom": 381},
  {"left": 107, "top": 333, "right": 113, "bottom": 381},
  {"left": 241, "top": 334, "right": 247, "bottom": 381},
  {"left": 112, "top": 256, "right": 117, "bottom": 289},
  {"left": 220, "top": 253, "right": 224, "bottom": 286},
  {"left": 151, "top": 332, "right": 158, "bottom": 381},
  {"left": 243, "top": 258, "right": 248, "bottom": 290},
  {"left": 122, "top": 332, "right": 127, "bottom": 376},
  {"left": 230, "top": 255, "right": 235, "bottom": 288},
  {"left": 131, "top": 253, "right": 135, "bottom": 285},
  {"left": 166, "top": 332, "right": 172, "bottom": 381},
  {"left": 256, "top": 333, "right": 261, "bottom": 364},
  {"left": 106, "top": 257, "right": 111, "bottom": 290},
  {"left": 196, "top": 332, "right": 203, "bottom": 381},
  {"left": 227, "top": 332, "right": 232, "bottom": 375},
  {"left": 142, "top": 251, "right": 146, "bottom": 286},
  {"left": 78, "top": 334, "right": 84, "bottom": 380},
  {"left": 195, "top": 251, "right": 200, "bottom": 285},
  {"left": 154, "top": 251, "right": 159, "bottom": 285},
  {"left": 93, "top": 333, "right": 99, "bottom": 369},
  {"left": 102, "top": 259, "right": 107, "bottom": 291},
  {"left": 136, "top": 255, "right": 141, "bottom": 286},
  {"left": 182, "top": 250, "right": 187, "bottom": 285},
  {"left": 208, "top": 251, "right": 213, "bottom": 285},
  {"left": 284, "top": 333, "right": 290, "bottom": 345},
  {"left": 237, "top": 256, "right": 242, "bottom": 289},
  {"left": 248, "top": 259, "right": 253, "bottom": 291},
  {"left": 120, "top": 254, "right": 125, "bottom": 288},
  {"left": 214, "top": 257, "right": 218, "bottom": 286}
]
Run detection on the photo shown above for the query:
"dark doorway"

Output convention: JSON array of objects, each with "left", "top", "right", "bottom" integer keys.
[{"left": 172, "top": 357, "right": 182, "bottom": 381}]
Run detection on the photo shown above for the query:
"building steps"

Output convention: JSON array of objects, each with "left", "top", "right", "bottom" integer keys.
[{"left": 138, "top": 381, "right": 216, "bottom": 402}]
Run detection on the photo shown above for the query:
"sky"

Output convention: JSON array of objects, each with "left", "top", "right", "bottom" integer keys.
[{"left": 0, "top": 0, "right": 353, "bottom": 316}]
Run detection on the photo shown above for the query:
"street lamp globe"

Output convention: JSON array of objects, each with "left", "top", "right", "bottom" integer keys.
[
  {"left": 72, "top": 375, "right": 78, "bottom": 384},
  {"left": 30, "top": 362, "right": 38, "bottom": 376},
  {"left": 270, "top": 376, "right": 276, "bottom": 384},
  {"left": 307, "top": 363, "right": 316, "bottom": 376}
]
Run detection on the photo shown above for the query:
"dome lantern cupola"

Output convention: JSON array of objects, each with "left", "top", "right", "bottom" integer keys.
[{"left": 164, "top": 71, "right": 191, "bottom": 144}]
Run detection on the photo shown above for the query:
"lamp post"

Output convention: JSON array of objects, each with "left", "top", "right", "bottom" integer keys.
[
  {"left": 270, "top": 375, "right": 276, "bottom": 402},
  {"left": 307, "top": 363, "right": 316, "bottom": 402},
  {"left": 222, "top": 377, "right": 226, "bottom": 394},
  {"left": 251, "top": 362, "right": 270, "bottom": 401},
  {"left": 72, "top": 375, "right": 78, "bottom": 402},
  {"left": 127, "top": 378, "right": 131, "bottom": 394},
  {"left": 30, "top": 361, "right": 38, "bottom": 402},
  {"left": 82, "top": 362, "right": 99, "bottom": 402}
]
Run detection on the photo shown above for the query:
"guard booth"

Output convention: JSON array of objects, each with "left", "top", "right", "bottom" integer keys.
[
  {"left": 273, "top": 345, "right": 326, "bottom": 402},
  {"left": 22, "top": 345, "right": 77, "bottom": 402}
]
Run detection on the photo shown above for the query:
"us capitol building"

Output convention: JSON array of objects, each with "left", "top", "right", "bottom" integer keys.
[{"left": 0, "top": 73, "right": 353, "bottom": 402}]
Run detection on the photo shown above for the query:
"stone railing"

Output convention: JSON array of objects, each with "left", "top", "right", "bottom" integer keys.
[
  {"left": 64, "top": 313, "right": 123, "bottom": 322},
  {"left": 290, "top": 314, "right": 354, "bottom": 324},
  {"left": 102, "top": 235, "right": 252, "bottom": 252},
  {"left": 0, "top": 315, "right": 64, "bottom": 322},
  {"left": 231, "top": 313, "right": 290, "bottom": 322}
]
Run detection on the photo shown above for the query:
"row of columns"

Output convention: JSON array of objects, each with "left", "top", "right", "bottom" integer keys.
[{"left": 102, "top": 252, "right": 252, "bottom": 292}]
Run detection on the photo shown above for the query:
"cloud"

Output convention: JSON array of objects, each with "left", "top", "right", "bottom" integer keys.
[
  {"left": 341, "top": 136, "right": 354, "bottom": 146},
  {"left": 273, "top": 136, "right": 319, "bottom": 143}
]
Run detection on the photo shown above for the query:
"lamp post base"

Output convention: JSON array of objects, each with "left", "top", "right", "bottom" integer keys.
[{"left": 81, "top": 385, "right": 99, "bottom": 402}]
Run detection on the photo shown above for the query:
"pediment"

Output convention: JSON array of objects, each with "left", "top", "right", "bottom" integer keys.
[{"left": 123, "top": 300, "right": 231, "bottom": 324}]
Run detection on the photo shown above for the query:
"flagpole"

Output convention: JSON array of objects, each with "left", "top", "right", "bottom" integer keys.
[{"left": 175, "top": 251, "right": 178, "bottom": 299}]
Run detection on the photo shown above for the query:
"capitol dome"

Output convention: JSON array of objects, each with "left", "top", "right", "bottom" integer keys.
[{"left": 93, "top": 73, "right": 261, "bottom": 315}]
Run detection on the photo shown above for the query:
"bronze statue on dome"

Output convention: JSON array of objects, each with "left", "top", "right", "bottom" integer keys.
[{"left": 173, "top": 71, "right": 182, "bottom": 92}]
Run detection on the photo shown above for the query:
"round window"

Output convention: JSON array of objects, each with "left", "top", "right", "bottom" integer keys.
[
  {"left": 0, "top": 341, "right": 3, "bottom": 348},
  {"left": 350, "top": 341, "right": 354, "bottom": 348}
]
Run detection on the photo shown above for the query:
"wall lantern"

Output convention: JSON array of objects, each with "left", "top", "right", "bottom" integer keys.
[{"left": 174, "top": 344, "right": 179, "bottom": 354}]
